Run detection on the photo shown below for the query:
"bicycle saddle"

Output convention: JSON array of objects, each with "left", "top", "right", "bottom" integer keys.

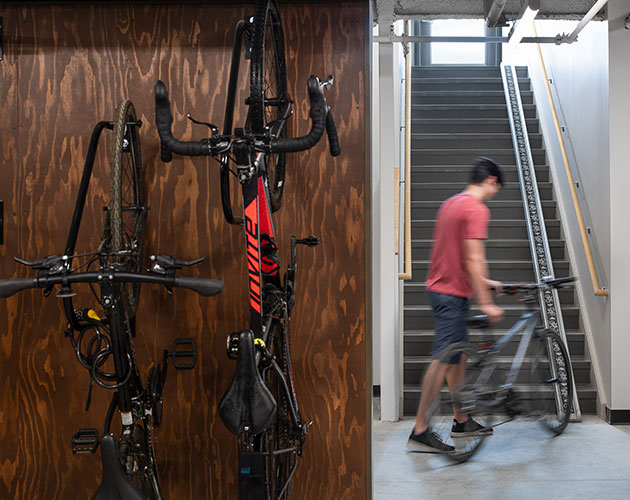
[
  {"left": 219, "top": 330, "right": 276, "bottom": 435},
  {"left": 93, "top": 434, "right": 144, "bottom": 500}
]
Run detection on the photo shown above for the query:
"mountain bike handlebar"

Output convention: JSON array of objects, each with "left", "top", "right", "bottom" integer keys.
[
  {"left": 0, "top": 271, "right": 224, "bottom": 298},
  {"left": 154, "top": 75, "right": 340, "bottom": 159},
  {"left": 501, "top": 276, "right": 576, "bottom": 295}
]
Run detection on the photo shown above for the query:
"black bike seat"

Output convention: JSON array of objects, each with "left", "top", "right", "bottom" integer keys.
[
  {"left": 93, "top": 434, "right": 144, "bottom": 500},
  {"left": 219, "top": 330, "right": 276, "bottom": 435}
]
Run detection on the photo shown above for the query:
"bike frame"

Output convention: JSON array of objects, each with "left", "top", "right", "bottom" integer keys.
[
  {"left": 473, "top": 305, "right": 564, "bottom": 414},
  {"left": 60, "top": 119, "right": 145, "bottom": 419}
]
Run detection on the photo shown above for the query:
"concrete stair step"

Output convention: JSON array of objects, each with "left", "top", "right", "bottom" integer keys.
[
  {"left": 412, "top": 148, "right": 546, "bottom": 165},
  {"left": 411, "top": 182, "right": 552, "bottom": 201},
  {"left": 411, "top": 65, "right": 528, "bottom": 78},
  {"left": 403, "top": 281, "right": 575, "bottom": 307},
  {"left": 411, "top": 77, "right": 531, "bottom": 92},
  {"left": 412, "top": 103, "right": 537, "bottom": 120},
  {"left": 403, "top": 356, "right": 590, "bottom": 386},
  {"left": 410, "top": 260, "right": 571, "bottom": 283},
  {"left": 412, "top": 219, "right": 562, "bottom": 240},
  {"left": 403, "top": 330, "right": 584, "bottom": 356},
  {"left": 411, "top": 164, "right": 548, "bottom": 183},
  {"left": 412, "top": 200, "right": 557, "bottom": 220},
  {"left": 412, "top": 90, "right": 533, "bottom": 105},
  {"left": 401, "top": 384, "right": 597, "bottom": 416},
  {"left": 404, "top": 300, "right": 578, "bottom": 330},
  {"left": 412, "top": 118, "right": 540, "bottom": 134},
  {"left": 411, "top": 133, "right": 542, "bottom": 150},
  {"left": 410, "top": 238, "right": 565, "bottom": 261}
]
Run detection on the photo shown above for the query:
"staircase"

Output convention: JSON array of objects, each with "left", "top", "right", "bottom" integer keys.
[{"left": 402, "top": 65, "right": 597, "bottom": 417}]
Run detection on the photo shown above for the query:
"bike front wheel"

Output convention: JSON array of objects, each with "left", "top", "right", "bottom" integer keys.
[
  {"left": 250, "top": 0, "right": 289, "bottom": 213},
  {"left": 426, "top": 343, "right": 495, "bottom": 463},
  {"left": 108, "top": 99, "right": 146, "bottom": 320},
  {"left": 528, "top": 329, "right": 573, "bottom": 434}
]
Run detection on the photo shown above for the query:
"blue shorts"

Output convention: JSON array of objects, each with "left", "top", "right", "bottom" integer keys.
[{"left": 428, "top": 291, "right": 470, "bottom": 364}]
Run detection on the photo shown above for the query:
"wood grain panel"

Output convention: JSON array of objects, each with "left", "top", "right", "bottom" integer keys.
[{"left": 0, "top": 2, "right": 368, "bottom": 499}]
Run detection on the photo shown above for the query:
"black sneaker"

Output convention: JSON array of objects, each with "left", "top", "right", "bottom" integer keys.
[
  {"left": 450, "top": 417, "right": 493, "bottom": 437},
  {"left": 407, "top": 428, "right": 454, "bottom": 453}
]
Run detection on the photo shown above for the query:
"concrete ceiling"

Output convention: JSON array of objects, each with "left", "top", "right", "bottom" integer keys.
[{"left": 372, "top": 0, "right": 607, "bottom": 25}]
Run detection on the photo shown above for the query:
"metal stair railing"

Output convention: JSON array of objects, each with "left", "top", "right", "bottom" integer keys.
[{"left": 500, "top": 63, "right": 581, "bottom": 420}]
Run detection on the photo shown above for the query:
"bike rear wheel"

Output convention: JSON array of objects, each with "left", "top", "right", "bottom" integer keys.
[
  {"left": 427, "top": 343, "right": 495, "bottom": 463},
  {"left": 108, "top": 99, "right": 146, "bottom": 320},
  {"left": 260, "top": 320, "right": 302, "bottom": 499},
  {"left": 528, "top": 329, "right": 573, "bottom": 434},
  {"left": 250, "top": 0, "right": 289, "bottom": 212}
]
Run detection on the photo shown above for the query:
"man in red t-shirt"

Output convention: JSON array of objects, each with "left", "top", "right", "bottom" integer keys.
[{"left": 408, "top": 157, "right": 505, "bottom": 453}]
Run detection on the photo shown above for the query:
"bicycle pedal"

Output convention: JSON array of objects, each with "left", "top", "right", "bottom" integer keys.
[
  {"left": 71, "top": 428, "right": 100, "bottom": 455},
  {"left": 169, "top": 337, "right": 197, "bottom": 370}
]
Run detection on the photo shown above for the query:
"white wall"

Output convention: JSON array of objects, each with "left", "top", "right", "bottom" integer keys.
[
  {"left": 372, "top": 21, "right": 405, "bottom": 420},
  {"left": 526, "top": 19, "right": 612, "bottom": 409},
  {"left": 608, "top": 0, "right": 630, "bottom": 411}
]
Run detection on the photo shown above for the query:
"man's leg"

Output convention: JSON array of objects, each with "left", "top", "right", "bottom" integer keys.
[
  {"left": 445, "top": 353, "right": 468, "bottom": 423},
  {"left": 413, "top": 359, "right": 449, "bottom": 434}
]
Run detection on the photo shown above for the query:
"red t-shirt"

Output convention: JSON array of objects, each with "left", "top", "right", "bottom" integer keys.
[{"left": 426, "top": 193, "right": 489, "bottom": 299}]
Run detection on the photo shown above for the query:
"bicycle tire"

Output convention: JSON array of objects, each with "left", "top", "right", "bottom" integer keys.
[
  {"left": 109, "top": 99, "right": 146, "bottom": 320},
  {"left": 427, "top": 343, "right": 495, "bottom": 463},
  {"left": 528, "top": 329, "right": 573, "bottom": 435},
  {"left": 250, "top": 0, "right": 289, "bottom": 213},
  {"left": 261, "top": 320, "right": 301, "bottom": 499}
]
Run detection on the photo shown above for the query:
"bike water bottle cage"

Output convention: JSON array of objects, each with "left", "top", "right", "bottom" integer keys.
[
  {"left": 219, "top": 330, "right": 276, "bottom": 435},
  {"left": 93, "top": 434, "right": 144, "bottom": 500}
]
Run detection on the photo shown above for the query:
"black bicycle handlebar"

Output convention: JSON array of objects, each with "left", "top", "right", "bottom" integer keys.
[
  {"left": 271, "top": 75, "right": 340, "bottom": 156},
  {"left": 501, "top": 276, "right": 576, "bottom": 295},
  {"left": 154, "top": 75, "right": 340, "bottom": 159},
  {"left": 0, "top": 271, "right": 224, "bottom": 299},
  {"left": 155, "top": 80, "right": 213, "bottom": 161}
]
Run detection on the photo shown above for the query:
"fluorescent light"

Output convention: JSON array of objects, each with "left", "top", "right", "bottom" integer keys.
[{"left": 507, "top": 6, "right": 539, "bottom": 48}]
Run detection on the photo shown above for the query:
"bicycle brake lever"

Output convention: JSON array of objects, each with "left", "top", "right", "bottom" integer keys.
[
  {"left": 174, "top": 257, "right": 205, "bottom": 267},
  {"left": 187, "top": 114, "right": 218, "bottom": 137},
  {"left": 320, "top": 75, "right": 334, "bottom": 89}
]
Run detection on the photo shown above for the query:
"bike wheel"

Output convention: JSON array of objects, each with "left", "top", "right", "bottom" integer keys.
[
  {"left": 260, "top": 320, "right": 301, "bottom": 499},
  {"left": 250, "top": 0, "right": 289, "bottom": 212},
  {"left": 528, "top": 329, "right": 573, "bottom": 435},
  {"left": 109, "top": 99, "right": 146, "bottom": 320},
  {"left": 426, "top": 343, "right": 495, "bottom": 463}
]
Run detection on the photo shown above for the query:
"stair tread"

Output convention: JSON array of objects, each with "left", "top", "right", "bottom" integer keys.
[
  {"left": 404, "top": 303, "right": 577, "bottom": 311},
  {"left": 413, "top": 219, "right": 560, "bottom": 224},
  {"left": 403, "top": 355, "right": 588, "bottom": 364},
  {"left": 411, "top": 238, "right": 563, "bottom": 245},
  {"left": 403, "top": 329, "right": 584, "bottom": 336},
  {"left": 402, "top": 383, "right": 596, "bottom": 392}
]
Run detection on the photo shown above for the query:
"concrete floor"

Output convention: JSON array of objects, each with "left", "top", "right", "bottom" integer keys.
[{"left": 373, "top": 415, "right": 630, "bottom": 500}]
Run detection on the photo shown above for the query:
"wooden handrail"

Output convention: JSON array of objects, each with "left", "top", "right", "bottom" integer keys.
[
  {"left": 533, "top": 23, "right": 608, "bottom": 296},
  {"left": 399, "top": 25, "right": 412, "bottom": 281}
]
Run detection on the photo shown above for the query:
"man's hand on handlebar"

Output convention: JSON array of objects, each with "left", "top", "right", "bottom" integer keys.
[{"left": 480, "top": 303, "right": 504, "bottom": 323}]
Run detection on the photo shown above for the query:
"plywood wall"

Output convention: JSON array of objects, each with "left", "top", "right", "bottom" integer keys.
[{"left": 0, "top": 2, "right": 369, "bottom": 498}]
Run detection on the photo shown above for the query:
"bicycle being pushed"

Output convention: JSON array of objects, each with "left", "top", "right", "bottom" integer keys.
[
  {"left": 153, "top": 0, "right": 340, "bottom": 497},
  {"left": 427, "top": 277, "right": 576, "bottom": 463},
  {"left": 0, "top": 100, "right": 223, "bottom": 499}
]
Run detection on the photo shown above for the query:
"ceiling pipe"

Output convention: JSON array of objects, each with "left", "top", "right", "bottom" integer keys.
[
  {"left": 486, "top": 0, "right": 508, "bottom": 27},
  {"left": 566, "top": 0, "right": 608, "bottom": 42}
]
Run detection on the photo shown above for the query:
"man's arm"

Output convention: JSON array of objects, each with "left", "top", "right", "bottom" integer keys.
[{"left": 463, "top": 239, "right": 504, "bottom": 322}]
